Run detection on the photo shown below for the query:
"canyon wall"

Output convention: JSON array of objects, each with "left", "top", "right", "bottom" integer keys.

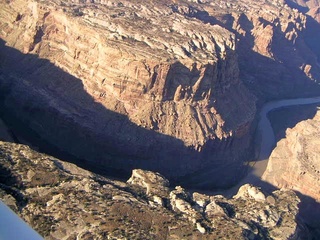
[
  {"left": 263, "top": 110, "right": 320, "bottom": 201},
  {"left": 263, "top": 109, "right": 320, "bottom": 229},
  {"left": 286, "top": 0, "right": 320, "bottom": 22},
  {"left": 1, "top": 0, "right": 320, "bottom": 187}
]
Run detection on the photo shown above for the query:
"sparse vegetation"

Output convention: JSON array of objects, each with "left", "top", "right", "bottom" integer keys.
[
  {"left": 0, "top": 142, "right": 308, "bottom": 239},
  {"left": 72, "top": 8, "right": 84, "bottom": 17}
]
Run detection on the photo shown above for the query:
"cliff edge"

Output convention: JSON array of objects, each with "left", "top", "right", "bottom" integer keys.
[
  {"left": 1, "top": 0, "right": 320, "bottom": 187},
  {"left": 0, "top": 141, "right": 308, "bottom": 239}
]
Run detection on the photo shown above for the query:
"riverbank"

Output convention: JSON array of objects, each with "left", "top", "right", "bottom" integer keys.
[
  {"left": 268, "top": 103, "right": 320, "bottom": 141},
  {"left": 195, "top": 96, "right": 320, "bottom": 197},
  {"left": 2, "top": 96, "right": 320, "bottom": 196},
  {"left": 252, "top": 96, "right": 320, "bottom": 179},
  {"left": 245, "top": 97, "right": 320, "bottom": 185}
]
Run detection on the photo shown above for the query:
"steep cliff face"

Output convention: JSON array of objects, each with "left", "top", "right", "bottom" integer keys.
[
  {"left": 170, "top": 0, "right": 320, "bottom": 99},
  {"left": 285, "top": 0, "right": 320, "bottom": 63},
  {"left": 0, "top": 0, "right": 257, "bottom": 187},
  {"left": 0, "top": 141, "right": 308, "bottom": 239},
  {"left": 262, "top": 109, "right": 320, "bottom": 232},
  {"left": 263, "top": 110, "right": 320, "bottom": 201},
  {"left": 286, "top": 0, "right": 320, "bottom": 22},
  {"left": 0, "top": 0, "right": 255, "bottom": 142},
  {"left": 228, "top": 2, "right": 320, "bottom": 99},
  {"left": 1, "top": 0, "right": 320, "bottom": 188}
]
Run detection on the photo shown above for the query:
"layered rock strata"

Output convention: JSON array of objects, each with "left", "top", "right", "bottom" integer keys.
[
  {"left": 262, "top": 109, "right": 320, "bottom": 231},
  {"left": 263, "top": 109, "right": 320, "bottom": 201},
  {"left": 0, "top": 141, "right": 308, "bottom": 239},
  {"left": 0, "top": 0, "right": 256, "bottom": 187},
  {"left": 173, "top": 0, "right": 320, "bottom": 100},
  {"left": 1, "top": 0, "right": 320, "bottom": 187}
]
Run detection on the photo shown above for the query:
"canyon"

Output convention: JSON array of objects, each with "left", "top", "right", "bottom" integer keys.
[
  {"left": 286, "top": 0, "right": 320, "bottom": 22},
  {"left": 1, "top": 0, "right": 320, "bottom": 238},
  {"left": 1, "top": 0, "right": 320, "bottom": 188},
  {"left": 263, "top": 105, "right": 320, "bottom": 232},
  {"left": 0, "top": 141, "right": 310, "bottom": 239},
  {"left": 263, "top": 104, "right": 320, "bottom": 203}
]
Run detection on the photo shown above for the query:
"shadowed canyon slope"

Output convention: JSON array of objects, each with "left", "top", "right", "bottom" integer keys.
[
  {"left": 286, "top": 0, "right": 320, "bottom": 22},
  {"left": 1, "top": 0, "right": 320, "bottom": 188}
]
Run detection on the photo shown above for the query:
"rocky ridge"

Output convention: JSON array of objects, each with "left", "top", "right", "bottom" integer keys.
[
  {"left": 1, "top": 0, "right": 320, "bottom": 187},
  {"left": 0, "top": 141, "right": 308, "bottom": 239}
]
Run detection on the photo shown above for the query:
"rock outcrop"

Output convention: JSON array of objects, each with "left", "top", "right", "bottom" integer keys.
[
  {"left": 185, "top": 0, "right": 320, "bottom": 100},
  {"left": 0, "top": 0, "right": 258, "bottom": 188},
  {"left": 262, "top": 109, "right": 320, "bottom": 232},
  {"left": 0, "top": 141, "right": 309, "bottom": 239},
  {"left": 263, "top": 110, "right": 320, "bottom": 202},
  {"left": 286, "top": 0, "right": 320, "bottom": 22},
  {"left": 1, "top": 0, "right": 320, "bottom": 188}
]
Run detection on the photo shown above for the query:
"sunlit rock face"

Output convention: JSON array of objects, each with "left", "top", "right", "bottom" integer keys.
[
  {"left": 263, "top": 110, "right": 320, "bottom": 201},
  {"left": 0, "top": 0, "right": 320, "bottom": 187},
  {"left": 0, "top": 142, "right": 309, "bottom": 239},
  {"left": 262, "top": 109, "right": 320, "bottom": 231}
]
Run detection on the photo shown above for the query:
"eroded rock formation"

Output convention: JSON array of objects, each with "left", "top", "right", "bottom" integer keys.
[
  {"left": 0, "top": 141, "right": 309, "bottom": 239},
  {"left": 1, "top": 0, "right": 320, "bottom": 188},
  {"left": 262, "top": 109, "right": 320, "bottom": 232},
  {"left": 286, "top": 0, "right": 320, "bottom": 22},
  {"left": 263, "top": 109, "right": 320, "bottom": 201}
]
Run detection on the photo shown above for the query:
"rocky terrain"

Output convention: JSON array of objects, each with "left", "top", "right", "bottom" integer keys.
[
  {"left": 285, "top": 0, "right": 320, "bottom": 66},
  {"left": 286, "top": 0, "right": 320, "bottom": 22},
  {"left": 263, "top": 108, "right": 320, "bottom": 233},
  {"left": 1, "top": 0, "right": 320, "bottom": 188},
  {"left": 263, "top": 108, "right": 320, "bottom": 201},
  {"left": 0, "top": 141, "right": 310, "bottom": 239}
]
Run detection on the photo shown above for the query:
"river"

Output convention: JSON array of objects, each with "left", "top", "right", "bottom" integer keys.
[
  {"left": 214, "top": 96, "right": 320, "bottom": 197},
  {"left": 251, "top": 96, "right": 320, "bottom": 180},
  {"left": 195, "top": 96, "right": 320, "bottom": 197},
  {"left": 1, "top": 96, "right": 320, "bottom": 195}
]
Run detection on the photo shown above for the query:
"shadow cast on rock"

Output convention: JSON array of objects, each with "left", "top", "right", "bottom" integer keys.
[
  {"left": 0, "top": 159, "right": 27, "bottom": 210},
  {"left": 0, "top": 39, "right": 188, "bottom": 180},
  {"left": 205, "top": 171, "right": 320, "bottom": 239},
  {"left": 296, "top": 192, "right": 320, "bottom": 239},
  {"left": 243, "top": 171, "right": 320, "bottom": 239},
  {"left": 186, "top": 5, "right": 320, "bottom": 100},
  {"left": 1, "top": 4, "right": 320, "bottom": 191},
  {"left": 0, "top": 39, "right": 252, "bottom": 189},
  {"left": 268, "top": 103, "right": 320, "bottom": 141}
]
